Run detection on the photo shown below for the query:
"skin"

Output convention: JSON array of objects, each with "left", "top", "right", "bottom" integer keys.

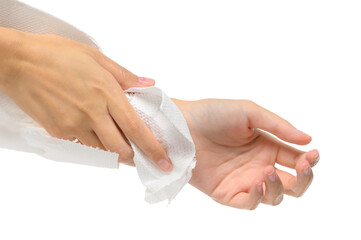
[
  {"left": 172, "top": 99, "right": 319, "bottom": 210},
  {"left": 0, "top": 27, "right": 172, "bottom": 171},
  {"left": 0, "top": 28, "right": 318, "bottom": 209}
]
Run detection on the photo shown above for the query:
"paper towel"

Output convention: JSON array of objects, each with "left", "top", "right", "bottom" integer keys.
[{"left": 0, "top": 0, "right": 196, "bottom": 204}]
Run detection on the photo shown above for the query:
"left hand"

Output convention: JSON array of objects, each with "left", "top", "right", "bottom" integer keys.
[
  {"left": 174, "top": 99, "right": 320, "bottom": 210},
  {"left": 0, "top": 27, "right": 173, "bottom": 171}
]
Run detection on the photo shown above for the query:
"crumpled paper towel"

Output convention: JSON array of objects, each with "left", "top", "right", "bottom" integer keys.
[{"left": 0, "top": 0, "right": 196, "bottom": 204}]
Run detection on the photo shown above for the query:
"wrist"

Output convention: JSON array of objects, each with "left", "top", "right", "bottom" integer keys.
[
  {"left": 172, "top": 98, "right": 194, "bottom": 130},
  {"left": 0, "top": 27, "right": 28, "bottom": 93},
  {"left": 172, "top": 98, "right": 200, "bottom": 146}
]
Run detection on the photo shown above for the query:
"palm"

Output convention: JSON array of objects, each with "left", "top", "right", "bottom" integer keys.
[{"left": 185, "top": 99, "right": 318, "bottom": 209}]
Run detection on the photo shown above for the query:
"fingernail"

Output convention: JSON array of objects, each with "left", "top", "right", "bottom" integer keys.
[
  {"left": 312, "top": 156, "right": 319, "bottom": 167},
  {"left": 303, "top": 165, "right": 311, "bottom": 175},
  {"left": 138, "top": 77, "right": 155, "bottom": 85},
  {"left": 268, "top": 169, "right": 277, "bottom": 182},
  {"left": 157, "top": 159, "right": 173, "bottom": 172},
  {"left": 274, "top": 195, "right": 283, "bottom": 205},
  {"left": 312, "top": 151, "right": 320, "bottom": 165},
  {"left": 257, "top": 183, "right": 263, "bottom": 193}
]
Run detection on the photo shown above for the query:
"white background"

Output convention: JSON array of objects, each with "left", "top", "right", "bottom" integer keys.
[{"left": 1, "top": 0, "right": 360, "bottom": 239}]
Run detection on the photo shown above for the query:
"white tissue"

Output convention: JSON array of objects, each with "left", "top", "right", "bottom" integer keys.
[
  {"left": 0, "top": 0, "right": 196, "bottom": 203},
  {"left": 124, "top": 87, "right": 196, "bottom": 203}
]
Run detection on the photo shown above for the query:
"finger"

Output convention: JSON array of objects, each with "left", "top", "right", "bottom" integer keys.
[
  {"left": 92, "top": 115, "right": 134, "bottom": 164},
  {"left": 276, "top": 142, "right": 320, "bottom": 169},
  {"left": 228, "top": 180, "right": 264, "bottom": 210},
  {"left": 90, "top": 50, "right": 155, "bottom": 89},
  {"left": 276, "top": 160, "right": 314, "bottom": 198},
  {"left": 75, "top": 130, "right": 106, "bottom": 150},
  {"left": 107, "top": 87, "right": 173, "bottom": 172},
  {"left": 262, "top": 166, "right": 284, "bottom": 206},
  {"left": 246, "top": 101, "right": 312, "bottom": 145}
]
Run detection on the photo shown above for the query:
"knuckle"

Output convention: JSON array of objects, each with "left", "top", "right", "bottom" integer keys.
[
  {"left": 294, "top": 191, "right": 304, "bottom": 198},
  {"left": 121, "top": 70, "right": 137, "bottom": 84},
  {"left": 273, "top": 121, "right": 283, "bottom": 134},
  {"left": 117, "top": 68, "right": 127, "bottom": 80},
  {"left": 73, "top": 91, "right": 108, "bottom": 123},
  {"left": 83, "top": 44, "right": 101, "bottom": 57},
  {"left": 118, "top": 67, "right": 130, "bottom": 80},
  {"left": 91, "top": 76, "right": 118, "bottom": 98},
  {"left": 243, "top": 99, "right": 256, "bottom": 107},
  {"left": 47, "top": 127, "right": 68, "bottom": 140},
  {"left": 117, "top": 146, "right": 134, "bottom": 161},
  {"left": 90, "top": 115, "right": 106, "bottom": 131},
  {"left": 211, "top": 188, "right": 227, "bottom": 202},
  {"left": 80, "top": 43, "right": 94, "bottom": 52},
  {"left": 124, "top": 148, "right": 134, "bottom": 160},
  {"left": 62, "top": 120, "right": 77, "bottom": 132},
  {"left": 79, "top": 101, "right": 105, "bottom": 123},
  {"left": 44, "top": 33, "right": 61, "bottom": 40},
  {"left": 90, "top": 78, "right": 110, "bottom": 94},
  {"left": 71, "top": 39, "right": 96, "bottom": 54},
  {"left": 61, "top": 115, "right": 83, "bottom": 132},
  {"left": 46, "top": 128, "right": 61, "bottom": 138},
  {"left": 46, "top": 34, "right": 77, "bottom": 46}
]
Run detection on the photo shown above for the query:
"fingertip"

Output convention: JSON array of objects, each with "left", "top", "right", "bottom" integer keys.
[
  {"left": 157, "top": 158, "right": 173, "bottom": 172},
  {"left": 305, "top": 134, "right": 312, "bottom": 143},
  {"left": 297, "top": 130, "right": 312, "bottom": 145},
  {"left": 264, "top": 165, "right": 274, "bottom": 175},
  {"left": 306, "top": 149, "right": 320, "bottom": 167},
  {"left": 297, "top": 160, "right": 311, "bottom": 176}
]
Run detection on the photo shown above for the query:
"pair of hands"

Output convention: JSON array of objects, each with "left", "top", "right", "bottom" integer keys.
[{"left": 0, "top": 27, "right": 319, "bottom": 210}]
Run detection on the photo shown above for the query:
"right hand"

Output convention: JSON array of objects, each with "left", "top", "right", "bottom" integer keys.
[
  {"left": 173, "top": 99, "right": 319, "bottom": 209},
  {"left": 0, "top": 27, "right": 173, "bottom": 172}
]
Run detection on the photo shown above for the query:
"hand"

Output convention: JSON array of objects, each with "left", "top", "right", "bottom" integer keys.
[
  {"left": 0, "top": 27, "right": 173, "bottom": 171},
  {"left": 174, "top": 99, "right": 320, "bottom": 209}
]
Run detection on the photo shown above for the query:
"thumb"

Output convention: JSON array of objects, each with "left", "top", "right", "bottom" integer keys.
[
  {"left": 116, "top": 67, "right": 155, "bottom": 90},
  {"left": 245, "top": 100, "right": 312, "bottom": 145},
  {"left": 90, "top": 49, "right": 155, "bottom": 89}
]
